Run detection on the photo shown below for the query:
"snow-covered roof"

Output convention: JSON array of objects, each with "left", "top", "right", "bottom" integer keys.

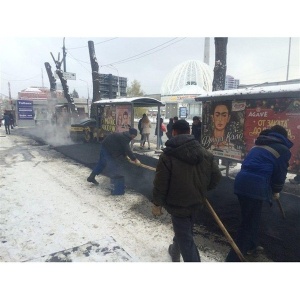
[
  {"left": 93, "top": 97, "right": 165, "bottom": 107},
  {"left": 173, "top": 85, "right": 206, "bottom": 95},
  {"left": 195, "top": 83, "right": 300, "bottom": 102},
  {"left": 160, "top": 60, "right": 213, "bottom": 96},
  {"left": 23, "top": 87, "right": 43, "bottom": 93}
]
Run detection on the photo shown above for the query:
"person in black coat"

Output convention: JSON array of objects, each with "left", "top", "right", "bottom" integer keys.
[
  {"left": 166, "top": 118, "right": 174, "bottom": 140},
  {"left": 155, "top": 117, "right": 164, "bottom": 148},
  {"left": 191, "top": 116, "right": 202, "bottom": 142}
]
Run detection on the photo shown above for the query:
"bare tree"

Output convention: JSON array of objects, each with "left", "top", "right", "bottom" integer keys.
[{"left": 212, "top": 38, "right": 228, "bottom": 91}]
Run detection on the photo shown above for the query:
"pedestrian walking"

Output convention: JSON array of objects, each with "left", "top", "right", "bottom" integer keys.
[
  {"left": 9, "top": 112, "right": 14, "bottom": 129},
  {"left": 140, "top": 115, "right": 152, "bottom": 150},
  {"left": 87, "top": 128, "right": 141, "bottom": 185},
  {"left": 3, "top": 113, "right": 11, "bottom": 135},
  {"left": 225, "top": 125, "right": 293, "bottom": 262},
  {"left": 151, "top": 120, "right": 222, "bottom": 262},
  {"left": 138, "top": 114, "right": 146, "bottom": 146},
  {"left": 166, "top": 118, "right": 174, "bottom": 140},
  {"left": 191, "top": 116, "right": 202, "bottom": 142},
  {"left": 155, "top": 117, "right": 165, "bottom": 149}
]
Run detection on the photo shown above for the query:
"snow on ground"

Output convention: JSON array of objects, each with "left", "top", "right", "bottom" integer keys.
[
  {"left": 0, "top": 131, "right": 221, "bottom": 263},
  {"left": 1, "top": 128, "right": 296, "bottom": 299}
]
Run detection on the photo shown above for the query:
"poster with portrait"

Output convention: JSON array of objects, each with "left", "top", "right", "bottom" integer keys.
[
  {"left": 244, "top": 98, "right": 300, "bottom": 173},
  {"left": 116, "top": 105, "right": 132, "bottom": 132},
  {"left": 101, "top": 106, "right": 116, "bottom": 133},
  {"left": 201, "top": 100, "right": 246, "bottom": 160}
]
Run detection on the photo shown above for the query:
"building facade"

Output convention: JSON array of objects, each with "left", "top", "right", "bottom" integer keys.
[{"left": 225, "top": 75, "right": 240, "bottom": 90}]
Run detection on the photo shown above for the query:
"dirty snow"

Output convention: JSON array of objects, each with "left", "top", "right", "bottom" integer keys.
[{"left": 0, "top": 129, "right": 296, "bottom": 299}]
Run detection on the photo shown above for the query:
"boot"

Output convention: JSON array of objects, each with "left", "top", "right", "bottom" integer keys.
[
  {"left": 87, "top": 172, "right": 99, "bottom": 185},
  {"left": 168, "top": 244, "right": 180, "bottom": 262}
]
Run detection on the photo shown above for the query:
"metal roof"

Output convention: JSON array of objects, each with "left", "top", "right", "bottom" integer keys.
[
  {"left": 93, "top": 97, "right": 165, "bottom": 107},
  {"left": 195, "top": 83, "right": 300, "bottom": 102}
]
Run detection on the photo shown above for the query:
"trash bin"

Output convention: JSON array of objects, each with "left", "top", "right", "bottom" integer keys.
[{"left": 110, "top": 175, "right": 125, "bottom": 195}]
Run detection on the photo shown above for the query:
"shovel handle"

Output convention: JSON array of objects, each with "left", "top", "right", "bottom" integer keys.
[{"left": 204, "top": 198, "right": 246, "bottom": 262}]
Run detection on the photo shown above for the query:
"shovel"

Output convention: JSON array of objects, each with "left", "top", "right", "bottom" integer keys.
[{"left": 135, "top": 161, "right": 246, "bottom": 262}]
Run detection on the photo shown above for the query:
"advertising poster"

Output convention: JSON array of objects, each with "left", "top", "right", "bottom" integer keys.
[
  {"left": 116, "top": 105, "right": 132, "bottom": 132},
  {"left": 17, "top": 100, "right": 34, "bottom": 120},
  {"left": 201, "top": 100, "right": 246, "bottom": 160},
  {"left": 244, "top": 98, "right": 300, "bottom": 173},
  {"left": 101, "top": 106, "right": 116, "bottom": 133}
]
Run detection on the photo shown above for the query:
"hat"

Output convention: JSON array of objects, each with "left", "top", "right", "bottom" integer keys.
[
  {"left": 129, "top": 128, "right": 138, "bottom": 136},
  {"left": 172, "top": 120, "right": 190, "bottom": 131}
]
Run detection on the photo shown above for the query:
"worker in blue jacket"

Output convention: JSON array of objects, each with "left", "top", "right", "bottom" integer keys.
[{"left": 226, "top": 125, "right": 293, "bottom": 262}]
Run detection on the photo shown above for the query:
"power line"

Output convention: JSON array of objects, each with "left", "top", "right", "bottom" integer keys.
[
  {"left": 67, "top": 38, "right": 118, "bottom": 50},
  {"left": 0, "top": 74, "right": 40, "bottom": 81},
  {"left": 67, "top": 37, "right": 187, "bottom": 70},
  {"left": 102, "top": 38, "right": 186, "bottom": 66}
]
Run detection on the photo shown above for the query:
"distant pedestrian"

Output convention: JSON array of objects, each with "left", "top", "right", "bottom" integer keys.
[
  {"left": 155, "top": 117, "right": 165, "bottom": 149},
  {"left": 9, "top": 112, "right": 14, "bottom": 129},
  {"left": 138, "top": 114, "right": 146, "bottom": 146},
  {"left": 140, "top": 115, "right": 152, "bottom": 150},
  {"left": 191, "top": 116, "right": 202, "bottom": 142},
  {"left": 87, "top": 128, "right": 141, "bottom": 185},
  {"left": 166, "top": 118, "right": 174, "bottom": 140},
  {"left": 152, "top": 120, "right": 222, "bottom": 262},
  {"left": 173, "top": 116, "right": 178, "bottom": 123},
  {"left": 225, "top": 125, "right": 293, "bottom": 262},
  {"left": 3, "top": 113, "right": 10, "bottom": 135}
]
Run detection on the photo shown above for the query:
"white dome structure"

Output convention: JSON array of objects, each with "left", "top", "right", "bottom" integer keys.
[{"left": 160, "top": 60, "right": 213, "bottom": 96}]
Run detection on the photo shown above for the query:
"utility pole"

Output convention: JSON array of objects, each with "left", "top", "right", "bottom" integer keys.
[
  {"left": 286, "top": 37, "right": 291, "bottom": 81},
  {"left": 8, "top": 82, "right": 12, "bottom": 110},
  {"left": 63, "top": 37, "right": 67, "bottom": 72},
  {"left": 41, "top": 68, "right": 44, "bottom": 87},
  {"left": 204, "top": 37, "right": 210, "bottom": 65}
]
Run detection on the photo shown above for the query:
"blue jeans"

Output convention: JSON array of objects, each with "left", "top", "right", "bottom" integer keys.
[
  {"left": 226, "top": 195, "right": 263, "bottom": 262},
  {"left": 92, "top": 146, "right": 120, "bottom": 176},
  {"left": 171, "top": 212, "right": 200, "bottom": 262}
]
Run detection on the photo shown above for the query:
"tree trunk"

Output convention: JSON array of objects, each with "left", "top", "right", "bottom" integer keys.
[
  {"left": 88, "top": 41, "right": 101, "bottom": 103},
  {"left": 212, "top": 38, "right": 228, "bottom": 91}
]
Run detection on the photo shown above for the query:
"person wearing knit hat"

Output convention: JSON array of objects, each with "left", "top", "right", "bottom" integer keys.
[
  {"left": 87, "top": 128, "right": 140, "bottom": 185},
  {"left": 152, "top": 118, "right": 222, "bottom": 262}
]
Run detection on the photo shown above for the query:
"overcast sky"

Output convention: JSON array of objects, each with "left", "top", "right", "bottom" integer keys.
[{"left": 0, "top": 1, "right": 299, "bottom": 99}]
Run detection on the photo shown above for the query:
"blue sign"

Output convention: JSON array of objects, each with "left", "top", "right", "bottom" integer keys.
[
  {"left": 17, "top": 100, "right": 34, "bottom": 120},
  {"left": 179, "top": 107, "right": 187, "bottom": 118}
]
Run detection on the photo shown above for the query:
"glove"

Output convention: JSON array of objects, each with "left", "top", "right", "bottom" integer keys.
[
  {"left": 273, "top": 193, "right": 280, "bottom": 200},
  {"left": 135, "top": 159, "right": 141, "bottom": 166},
  {"left": 152, "top": 205, "right": 163, "bottom": 217}
]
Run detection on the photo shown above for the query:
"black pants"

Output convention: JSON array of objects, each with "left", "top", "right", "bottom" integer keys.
[{"left": 226, "top": 196, "right": 263, "bottom": 262}]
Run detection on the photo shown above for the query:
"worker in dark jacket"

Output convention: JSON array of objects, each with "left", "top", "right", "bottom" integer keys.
[
  {"left": 152, "top": 120, "right": 222, "bottom": 262},
  {"left": 226, "top": 125, "right": 293, "bottom": 262},
  {"left": 87, "top": 128, "right": 141, "bottom": 185}
]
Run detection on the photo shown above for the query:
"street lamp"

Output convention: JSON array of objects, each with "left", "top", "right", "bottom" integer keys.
[
  {"left": 107, "top": 64, "right": 120, "bottom": 98},
  {"left": 79, "top": 79, "right": 90, "bottom": 116}
]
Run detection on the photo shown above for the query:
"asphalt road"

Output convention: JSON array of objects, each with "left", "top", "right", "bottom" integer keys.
[{"left": 18, "top": 126, "right": 300, "bottom": 262}]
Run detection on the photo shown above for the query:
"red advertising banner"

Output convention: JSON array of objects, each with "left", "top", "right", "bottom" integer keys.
[{"left": 244, "top": 98, "right": 300, "bottom": 173}]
